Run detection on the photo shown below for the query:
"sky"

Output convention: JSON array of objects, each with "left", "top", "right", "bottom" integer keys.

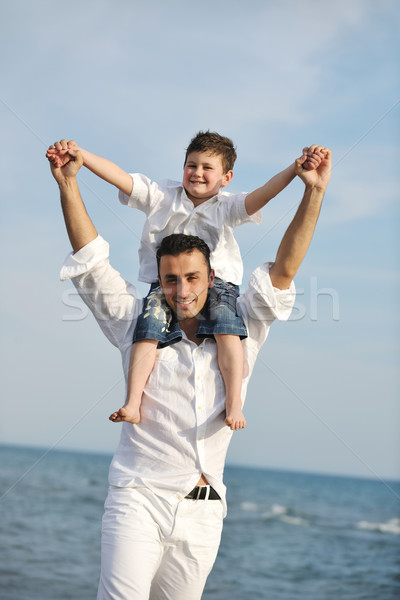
[{"left": 1, "top": 0, "right": 399, "bottom": 483}]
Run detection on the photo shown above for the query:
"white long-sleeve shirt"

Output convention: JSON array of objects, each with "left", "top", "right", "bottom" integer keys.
[
  {"left": 118, "top": 175, "right": 262, "bottom": 285},
  {"left": 61, "top": 236, "right": 295, "bottom": 516}
]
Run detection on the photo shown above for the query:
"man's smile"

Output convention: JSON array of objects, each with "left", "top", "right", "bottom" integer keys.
[
  {"left": 175, "top": 298, "right": 195, "bottom": 305},
  {"left": 174, "top": 295, "right": 198, "bottom": 313},
  {"left": 159, "top": 250, "right": 215, "bottom": 323}
]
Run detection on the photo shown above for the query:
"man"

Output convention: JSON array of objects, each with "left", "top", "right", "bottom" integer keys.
[{"left": 50, "top": 144, "right": 331, "bottom": 600}]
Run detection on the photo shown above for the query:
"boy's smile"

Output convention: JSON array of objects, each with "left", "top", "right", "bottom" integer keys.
[{"left": 183, "top": 151, "right": 233, "bottom": 205}]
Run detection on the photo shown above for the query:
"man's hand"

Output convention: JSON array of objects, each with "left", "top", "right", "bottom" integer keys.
[
  {"left": 296, "top": 145, "right": 331, "bottom": 191},
  {"left": 46, "top": 139, "right": 78, "bottom": 168},
  {"left": 270, "top": 145, "right": 331, "bottom": 290},
  {"left": 47, "top": 139, "right": 83, "bottom": 185},
  {"left": 47, "top": 140, "right": 97, "bottom": 251}
]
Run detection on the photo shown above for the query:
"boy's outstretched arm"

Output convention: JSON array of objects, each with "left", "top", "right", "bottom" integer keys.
[
  {"left": 46, "top": 139, "right": 133, "bottom": 196},
  {"left": 244, "top": 145, "right": 325, "bottom": 216},
  {"left": 269, "top": 148, "right": 331, "bottom": 290}
]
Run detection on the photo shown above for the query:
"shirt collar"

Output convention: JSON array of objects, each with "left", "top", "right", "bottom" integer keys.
[{"left": 178, "top": 185, "right": 220, "bottom": 205}]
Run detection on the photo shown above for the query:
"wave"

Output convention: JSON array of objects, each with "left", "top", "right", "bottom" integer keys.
[
  {"left": 357, "top": 518, "right": 400, "bottom": 535},
  {"left": 240, "top": 502, "right": 400, "bottom": 534},
  {"left": 240, "top": 501, "right": 309, "bottom": 527}
]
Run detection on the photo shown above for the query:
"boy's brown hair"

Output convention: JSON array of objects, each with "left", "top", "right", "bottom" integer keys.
[{"left": 184, "top": 131, "right": 237, "bottom": 174}]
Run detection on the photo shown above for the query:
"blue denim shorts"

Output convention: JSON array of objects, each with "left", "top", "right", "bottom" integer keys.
[
  {"left": 133, "top": 278, "right": 248, "bottom": 348},
  {"left": 196, "top": 277, "right": 247, "bottom": 339}
]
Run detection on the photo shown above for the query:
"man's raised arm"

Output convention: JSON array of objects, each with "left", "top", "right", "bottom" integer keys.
[
  {"left": 269, "top": 147, "right": 331, "bottom": 290},
  {"left": 48, "top": 146, "right": 98, "bottom": 253}
]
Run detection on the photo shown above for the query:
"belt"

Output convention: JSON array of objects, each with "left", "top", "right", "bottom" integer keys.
[{"left": 185, "top": 485, "right": 220, "bottom": 500}]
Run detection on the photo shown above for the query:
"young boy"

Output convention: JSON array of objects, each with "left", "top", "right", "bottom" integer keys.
[{"left": 47, "top": 133, "right": 320, "bottom": 430}]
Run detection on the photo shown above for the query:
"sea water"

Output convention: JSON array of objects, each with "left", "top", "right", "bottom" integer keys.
[{"left": 0, "top": 445, "right": 399, "bottom": 599}]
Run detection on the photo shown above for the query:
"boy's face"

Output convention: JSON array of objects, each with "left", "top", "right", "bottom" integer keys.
[
  {"left": 158, "top": 249, "right": 215, "bottom": 322},
  {"left": 183, "top": 151, "right": 233, "bottom": 203}
]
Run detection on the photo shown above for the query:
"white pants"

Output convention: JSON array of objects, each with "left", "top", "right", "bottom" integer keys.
[{"left": 97, "top": 486, "right": 224, "bottom": 600}]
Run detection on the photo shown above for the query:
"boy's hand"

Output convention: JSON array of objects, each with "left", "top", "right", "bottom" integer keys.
[
  {"left": 46, "top": 139, "right": 78, "bottom": 168},
  {"left": 296, "top": 146, "right": 331, "bottom": 190},
  {"left": 301, "top": 144, "right": 325, "bottom": 171},
  {"left": 47, "top": 144, "right": 83, "bottom": 185}
]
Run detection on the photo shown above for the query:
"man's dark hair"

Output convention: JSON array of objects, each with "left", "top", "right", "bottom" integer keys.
[
  {"left": 184, "top": 130, "right": 237, "bottom": 173},
  {"left": 156, "top": 234, "right": 212, "bottom": 275}
]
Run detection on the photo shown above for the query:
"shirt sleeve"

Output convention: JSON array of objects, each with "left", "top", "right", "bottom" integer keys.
[
  {"left": 59, "top": 235, "right": 139, "bottom": 350},
  {"left": 220, "top": 192, "right": 262, "bottom": 228},
  {"left": 118, "top": 173, "right": 163, "bottom": 215},
  {"left": 238, "top": 262, "right": 296, "bottom": 345}
]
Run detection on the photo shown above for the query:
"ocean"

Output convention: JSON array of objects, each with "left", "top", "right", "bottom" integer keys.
[{"left": 0, "top": 444, "right": 399, "bottom": 600}]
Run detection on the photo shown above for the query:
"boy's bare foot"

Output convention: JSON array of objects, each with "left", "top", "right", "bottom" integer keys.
[
  {"left": 225, "top": 409, "right": 246, "bottom": 431},
  {"left": 109, "top": 406, "right": 141, "bottom": 424}
]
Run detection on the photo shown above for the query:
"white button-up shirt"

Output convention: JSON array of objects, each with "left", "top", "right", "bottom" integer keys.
[
  {"left": 119, "top": 175, "right": 262, "bottom": 285},
  {"left": 61, "top": 236, "right": 295, "bottom": 516}
]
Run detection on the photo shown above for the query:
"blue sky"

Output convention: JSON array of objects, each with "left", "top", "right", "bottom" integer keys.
[{"left": 1, "top": 0, "right": 399, "bottom": 481}]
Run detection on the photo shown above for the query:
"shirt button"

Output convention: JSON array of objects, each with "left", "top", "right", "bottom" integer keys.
[
  {"left": 198, "top": 436, "right": 203, "bottom": 441},
  {"left": 176, "top": 493, "right": 183, "bottom": 501}
]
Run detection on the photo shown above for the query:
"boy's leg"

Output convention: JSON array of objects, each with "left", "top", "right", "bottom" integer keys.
[
  {"left": 214, "top": 334, "right": 246, "bottom": 430},
  {"left": 109, "top": 282, "right": 181, "bottom": 424},
  {"left": 197, "top": 278, "right": 247, "bottom": 430},
  {"left": 109, "top": 340, "right": 158, "bottom": 424}
]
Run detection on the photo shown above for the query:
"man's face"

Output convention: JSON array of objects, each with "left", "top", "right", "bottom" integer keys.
[
  {"left": 158, "top": 249, "right": 215, "bottom": 321},
  {"left": 183, "top": 151, "right": 233, "bottom": 203}
]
